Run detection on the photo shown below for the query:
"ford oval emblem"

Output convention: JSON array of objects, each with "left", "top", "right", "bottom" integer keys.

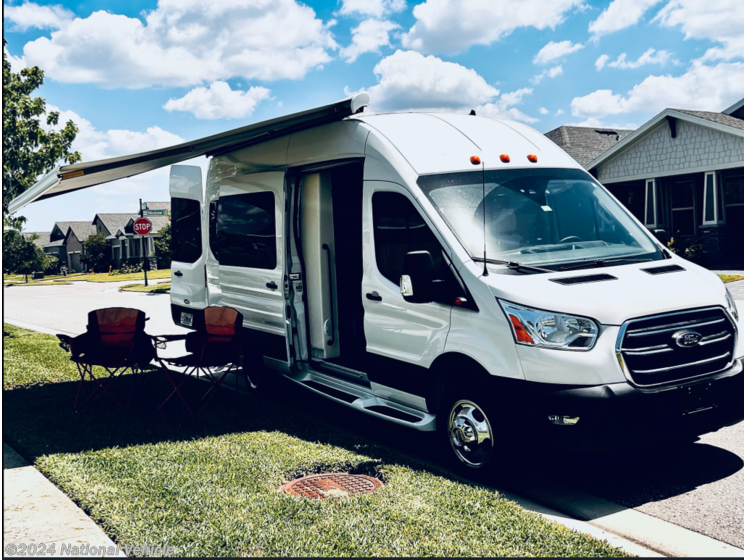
[{"left": 674, "top": 330, "right": 702, "bottom": 348}]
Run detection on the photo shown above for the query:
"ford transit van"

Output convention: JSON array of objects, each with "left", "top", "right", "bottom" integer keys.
[{"left": 13, "top": 94, "right": 743, "bottom": 470}]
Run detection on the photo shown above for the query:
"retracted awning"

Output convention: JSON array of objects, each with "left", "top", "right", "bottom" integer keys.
[{"left": 9, "top": 93, "right": 370, "bottom": 214}]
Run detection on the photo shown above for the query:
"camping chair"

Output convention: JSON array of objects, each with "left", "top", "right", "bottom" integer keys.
[
  {"left": 57, "top": 308, "right": 155, "bottom": 411},
  {"left": 154, "top": 307, "right": 244, "bottom": 414}
]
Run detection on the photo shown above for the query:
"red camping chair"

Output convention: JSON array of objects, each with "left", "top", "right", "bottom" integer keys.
[
  {"left": 57, "top": 308, "right": 155, "bottom": 411},
  {"left": 154, "top": 307, "right": 244, "bottom": 414}
]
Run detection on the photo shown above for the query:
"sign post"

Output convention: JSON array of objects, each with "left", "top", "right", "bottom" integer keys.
[{"left": 133, "top": 216, "right": 153, "bottom": 287}]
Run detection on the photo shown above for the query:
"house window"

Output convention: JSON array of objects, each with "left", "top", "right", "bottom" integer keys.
[
  {"left": 670, "top": 179, "right": 695, "bottom": 236},
  {"left": 702, "top": 171, "right": 726, "bottom": 225},
  {"left": 644, "top": 179, "right": 658, "bottom": 227}
]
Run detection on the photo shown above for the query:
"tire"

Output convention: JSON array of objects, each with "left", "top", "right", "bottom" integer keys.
[
  {"left": 241, "top": 346, "right": 275, "bottom": 395},
  {"left": 439, "top": 387, "right": 501, "bottom": 476}
]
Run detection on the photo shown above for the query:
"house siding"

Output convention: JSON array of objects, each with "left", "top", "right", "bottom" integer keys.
[{"left": 597, "top": 120, "right": 744, "bottom": 181}]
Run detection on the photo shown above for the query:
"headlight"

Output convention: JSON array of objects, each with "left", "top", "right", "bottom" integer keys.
[
  {"left": 498, "top": 300, "right": 599, "bottom": 351},
  {"left": 725, "top": 290, "right": 739, "bottom": 321}
]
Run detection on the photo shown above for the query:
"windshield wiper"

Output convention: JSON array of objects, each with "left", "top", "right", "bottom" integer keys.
[
  {"left": 559, "top": 256, "right": 656, "bottom": 271},
  {"left": 474, "top": 258, "right": 555, "bottom": 274}
]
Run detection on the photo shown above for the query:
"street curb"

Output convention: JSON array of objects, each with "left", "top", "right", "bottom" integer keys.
[
  {"left": 3, "top": 319, "right": 75, "bottom": 337},
  {"left": 515, "top": 483, "right": 744, "bottom": 557}
]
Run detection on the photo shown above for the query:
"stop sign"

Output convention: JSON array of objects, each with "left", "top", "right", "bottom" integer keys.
[{"left": 133, "top": 217, "right": 152, "bottom": 236}]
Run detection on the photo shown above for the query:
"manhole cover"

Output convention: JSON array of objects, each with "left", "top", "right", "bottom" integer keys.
[{"left": 281, "top": 473, "right": 383, "bottom": 499}]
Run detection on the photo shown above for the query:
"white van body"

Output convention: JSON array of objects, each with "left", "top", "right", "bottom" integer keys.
[{"left": 13, "top": 95, "right": 743, "bottom": 470}]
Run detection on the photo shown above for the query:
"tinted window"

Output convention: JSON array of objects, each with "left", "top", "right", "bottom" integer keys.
[
  {"left": 217, "top": 191, "right": 276, "bottom": 269},
  {"left": 372, "top": 191, "right": 448, "bottom": 285},
  {"left": 171, "top": 198, "right": 202, "bottom": 264},
  {"left": 208, "top": 199, "right": 219, "bottom": 258}
]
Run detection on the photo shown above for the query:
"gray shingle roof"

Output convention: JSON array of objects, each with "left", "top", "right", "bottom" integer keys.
[
  {"left": 65, "top": 221, "right": 97, "bottom": 242},
  {"left": 44, "top": 239, "right": 66, "bottom": 248},
  {"left": 144, "top": 201, "right": 170, "bottom": 211},
  {"left": 94, "top": 213, "right": 137, "bottom": 236},
  {"left": 544, "top": 126, "right": 635, "bottom": 168},
  {"left": 23, "top": 232, "right": 51, "bottom": 248},
  {"left": 674, "top": 109, "right": 744, "bottom": 129}
]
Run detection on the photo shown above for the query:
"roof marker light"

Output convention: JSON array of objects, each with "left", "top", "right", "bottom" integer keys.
[
  {"left": 527, "top": 154, "right": 538, "bottom": 163},
  {"left": 470, "top": 155, "right": 481, "bottom": 165},
  {"left": 500, "top": 154, "right": 510, "bottom": 163}
]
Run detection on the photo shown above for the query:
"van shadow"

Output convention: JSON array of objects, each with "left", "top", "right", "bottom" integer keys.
[{"left": 4, "top": 370, "right": 742, "bottom": 520}]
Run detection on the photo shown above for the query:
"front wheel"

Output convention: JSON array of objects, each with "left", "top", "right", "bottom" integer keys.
[{"left": 442, "top": 396, "right": 497, "bottom": 472}]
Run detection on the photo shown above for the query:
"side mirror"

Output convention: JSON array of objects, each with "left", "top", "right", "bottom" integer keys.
[
  {"left": 652, "top": 228, "right": 669, "bottom": 245},
  {"left": 400, "top": 250, "right": 437, "bottom": 303}
]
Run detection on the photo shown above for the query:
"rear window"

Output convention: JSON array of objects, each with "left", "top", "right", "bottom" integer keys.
[
  {"left": 217, "top": 191, "right": 277, "bottom": 269},
  {"left": 171, "top": 197, "right": 202, "bottom": 264}
]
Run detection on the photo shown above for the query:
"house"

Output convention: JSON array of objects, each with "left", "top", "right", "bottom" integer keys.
[
  {"left": 22, "top": 231, "right": 51, "bottom": 249},
  {"left": 116, "top": 214, "right": 170, "bottom": 266},
  {"left": 546, "top": 99, "right": 744, "bottom": 268},
  {"left": 544, "top": 126, "right": 635, "bottom": 167},
  {"left": 92, "top": 213, "right": 139, "bottom": 268},
  {"left": 42, "top": 221, "right": 97, "bottom": 272}
]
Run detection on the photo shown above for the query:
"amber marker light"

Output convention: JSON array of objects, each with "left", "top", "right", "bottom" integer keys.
[
  {"left": 527, "top": 154, "right": 538, "bottom": 163},
  {"left": 470, "top": 155, "right": 481, "bottom": 165},
  {"left": 500, "top": 154, "right": 510, "bottom": 163},
  {"left": 509, "top": 314, "right": 534, "bottom": 344}
]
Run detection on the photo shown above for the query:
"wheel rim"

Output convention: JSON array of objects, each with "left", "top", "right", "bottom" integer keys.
[{"left": 448, "top": 400, "right": 494, "bottom": 468}]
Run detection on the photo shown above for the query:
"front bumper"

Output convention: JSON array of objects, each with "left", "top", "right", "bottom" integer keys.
[{"left": 522, "top": 358, "right": 744, "bottom": 447}]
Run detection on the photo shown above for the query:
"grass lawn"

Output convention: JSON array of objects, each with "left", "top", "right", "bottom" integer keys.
[
  {"left": 3, "top": 323, "right": 627, "bottom": 558},
  {"left": 52, "top": 269, "right": 172, "bottom": 283},
  {"left": 119, "top": 283, "right": 170, "bottom": 293},
  {"left": 719, "top": 274, "right": 744, "bottom": 283},
  {"left": 4, "top": 282, "right": 73, "bottom": 287}
]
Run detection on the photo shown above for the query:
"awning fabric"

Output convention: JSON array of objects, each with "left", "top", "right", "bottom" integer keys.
[{"left": 9, "top": 93, "right": 370, "bottom": 213}]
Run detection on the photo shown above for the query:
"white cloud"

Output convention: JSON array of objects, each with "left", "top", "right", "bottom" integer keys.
[
  {"left": 20, "top": 0, "right": 336, "bottom": 88},
  {"left": 363, "top": 50, "right": 538, "bottom": 123},
  {"left": 555, "top": 109, "right": 565, "bottom": 115},
  {"left": 605, "top": 48, "right": 671, "bottom": 69},
  {"left": 570, "top": 61, "right": 744, "bottom": 118},
  {"left": 163, "top": 81, "right": 271, "bottom": 120},
  {"left": 4, "top": 47, "right": 27, "bottom": 73},
  {"left": 571, "top": 116, "right": 639, "bottom": 129},
  {"left": 401, "top": 0, "right": 583, "bottom": 54},
  {"left": 533, "top": 40, "right": 583, "bottom": 65},
  {"left": 588, "top": 0, "right": 662, "bottom": 38},
  {"left": 595, "top": 54, "right": 610, "bottom": 71},
  {"left": 539, "top": 107, "right": 549, "bottom": 115},
  {"left": 4, "top": 1, "right": 73, "bottom": 31},
  {"left": 340, "top": 19, "right": 399, "bottom": 62},
  {"left": 653, "top": 0, "right": 744, "bottom": 61},
  {"left": 339, "top": 0, "right": 406, "bottom": 18},
  {"left": 531, "top": 64, "right": 563, "bottom": 84}
]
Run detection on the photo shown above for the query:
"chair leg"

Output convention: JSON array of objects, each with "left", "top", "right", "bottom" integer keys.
[
  {"left": 158, "top": 362, "right": 194, "bottom": 414},
  {"left": 73, "top": 363, "right": 88, "bottom": 412},
  {"left": 198, "top": 364, "right": 235, "bottom": 415}
]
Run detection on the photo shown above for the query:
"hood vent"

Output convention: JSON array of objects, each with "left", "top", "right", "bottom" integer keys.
[
  {"left": 641, "top": 264, "right": 685, "bottom": 275},
  {"left": 551, "top": 274, "right": 617, "bottom": 286}
]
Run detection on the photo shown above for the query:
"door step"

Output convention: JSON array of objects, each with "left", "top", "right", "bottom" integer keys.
[{"left": 288, "top": 369, "right": 436, "bottom": 431}]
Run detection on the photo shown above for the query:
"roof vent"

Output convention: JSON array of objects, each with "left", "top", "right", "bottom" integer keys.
[
  {"left": 641, "top": 264, "right": 685, "bottom": 275},
  {"left": 551, "top": 274, "right": 617, "bottom": 286}
]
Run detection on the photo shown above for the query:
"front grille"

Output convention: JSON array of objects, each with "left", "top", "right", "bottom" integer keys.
[{"left": 617, "top": 307, "right": 736, "bottom": 386}]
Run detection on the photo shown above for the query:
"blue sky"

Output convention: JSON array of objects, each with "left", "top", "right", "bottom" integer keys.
[{"left": 4, "top": 0, "right": 743, "bottom": 231}]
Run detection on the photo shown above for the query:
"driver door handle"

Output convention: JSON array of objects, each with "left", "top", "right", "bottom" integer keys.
[
  {"left": 366, "top": 291, "right": 382, "bottom": 301},
  {"left": 173, "top": 271, "right": 183, "bottom": 277},
  {"left": 266, "top": 281, "right": 278, "bottom": 290}
]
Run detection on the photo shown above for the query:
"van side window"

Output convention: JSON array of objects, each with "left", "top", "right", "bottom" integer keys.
[
  {"left": 217, "top": 191, "right": 277, "bottom": 269},
  {"left": 372, "top": 191, "right": 448, "bottom": 286},
  {"left": 171, "top": 197, "right": 202, "bottom": 264}
]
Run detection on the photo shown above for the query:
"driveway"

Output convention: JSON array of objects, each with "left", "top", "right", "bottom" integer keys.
[{"left": 3, "top": 279, "right": 743, "bottom": 548}]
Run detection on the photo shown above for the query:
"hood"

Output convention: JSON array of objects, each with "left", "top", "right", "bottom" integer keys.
[{"left": 480, "top": 257, "right": 728, "bottom": 325}]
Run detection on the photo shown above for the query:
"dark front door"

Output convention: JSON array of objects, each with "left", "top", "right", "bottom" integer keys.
[{"left": 723, "top": 171, "right": 744, "bottom": 266}]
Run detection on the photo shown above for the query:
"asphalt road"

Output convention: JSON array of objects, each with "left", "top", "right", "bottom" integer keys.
[{"left": 3, "top": 279, "right": 744, "bottom": 547}]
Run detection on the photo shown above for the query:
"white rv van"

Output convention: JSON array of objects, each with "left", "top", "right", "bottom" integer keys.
[{"left": 12, "top": 94, "right": 743, "bottom": 470}]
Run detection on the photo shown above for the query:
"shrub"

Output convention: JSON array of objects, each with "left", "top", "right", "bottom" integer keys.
[{"left": 667, "top": 237, "right": 708, "bottom": 265}]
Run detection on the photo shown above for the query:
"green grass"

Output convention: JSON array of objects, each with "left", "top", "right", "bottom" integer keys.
[
  {"left": 118, "top": 283, "right": 170, "bottom": 293},
  {"left": 4, "top": 282, "right": 73, "bottom": 287},
  {"left": 3, "top": 324, "right": 628, "bottom": 558},
  {"left": 719, "top": 274, "right": 744, "bottom": 283},
  {"left": 54, "top": 270, "right": 171, "bottom": 283}
]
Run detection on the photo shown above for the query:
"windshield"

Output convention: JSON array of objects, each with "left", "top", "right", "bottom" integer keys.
[{"left": 418, "top": 168, "right": 660, "bottom": 268}]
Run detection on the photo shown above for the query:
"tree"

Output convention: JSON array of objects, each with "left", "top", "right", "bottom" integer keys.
[
  {"left": 153, "top": 222, "right": 173, "bottom": 269},
  {"left": 3, "top": 230, "right": 48, "bottom": 282},
  {"left": 3, "top": 39, "right": 81, "bottom": 230},
  {"left": 82, "top": 232, "right": 111, "bottom": 273}
]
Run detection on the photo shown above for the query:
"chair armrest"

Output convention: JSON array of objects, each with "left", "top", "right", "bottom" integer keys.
[
  {"left": 153, "top": 333, "right": 188, "bottom": 350},
  {"left": 56, "top": 334, "right": 73, "bottom": 353},
  {"left": 57, "top": 333, "right": 89, "bottom": 356}
]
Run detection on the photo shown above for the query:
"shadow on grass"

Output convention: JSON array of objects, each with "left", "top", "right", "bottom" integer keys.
[{"left": 4, "top": 368, "right": 743, "bottom": 521}]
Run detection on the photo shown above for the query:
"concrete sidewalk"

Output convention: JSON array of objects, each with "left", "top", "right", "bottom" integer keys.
[{"left": 3, "top": 444, "right": 125, "bottom": 557}]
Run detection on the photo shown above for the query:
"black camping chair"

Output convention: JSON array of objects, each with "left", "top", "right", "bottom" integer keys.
[
  {"left": 154, "top": 307, "right": 245, "bottom": 414},
  {"left": 57, "top": 308, "right": 155, "bottom": 411}
]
